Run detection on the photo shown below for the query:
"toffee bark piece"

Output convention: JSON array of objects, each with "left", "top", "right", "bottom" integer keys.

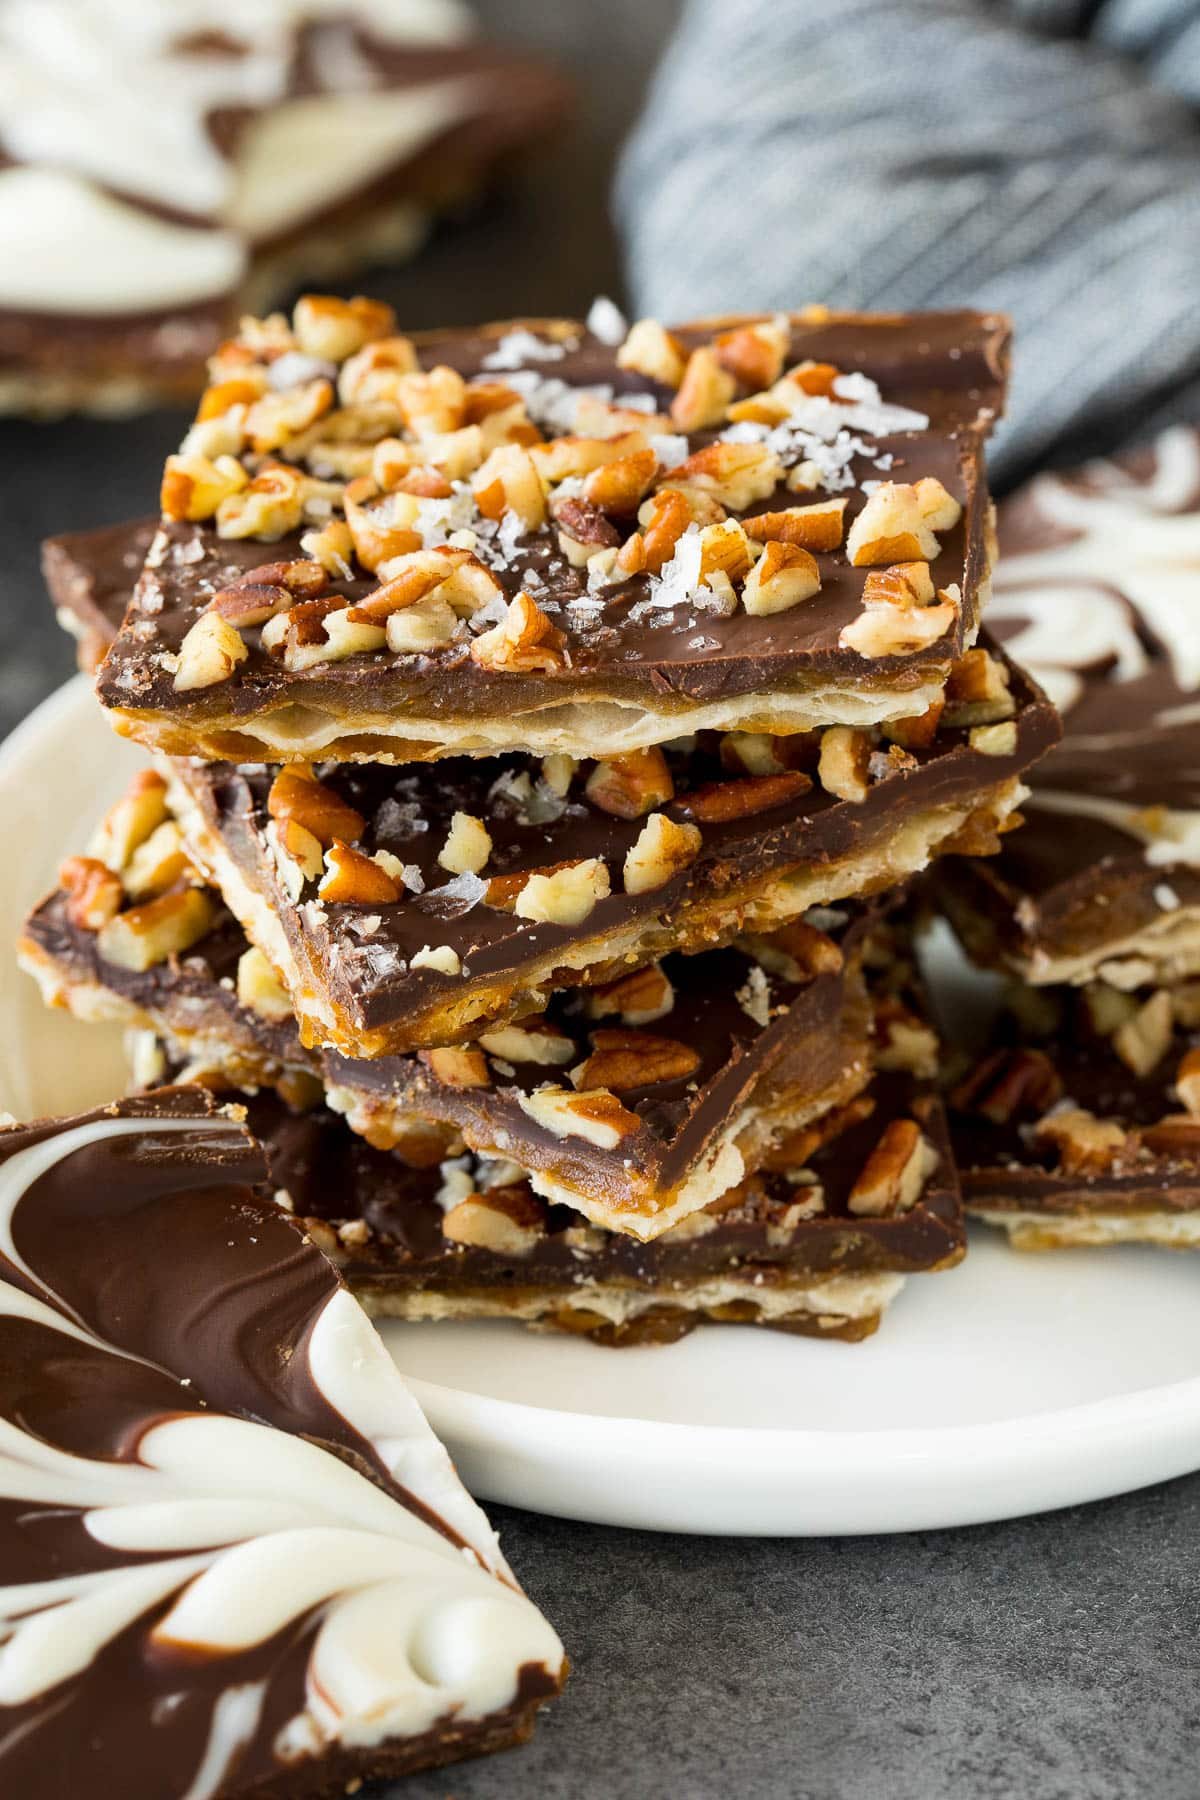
[
  {"left": 20, "top": 844, "right": 878, "bottom": 1238},
  {"left": 42, "top": 516, "right": 158, "bottom": 672},
  {"left": 198, "top": 1079, "right": 964, "bottom": 1343},
  {"left": 0, "top": 1090, "right": 565, "bottom": 1798},
  {"left": 949, "top": 980, "right": 1200, "bottom": 1249},
  {"left": 164, "top": 646, "right": 1056, "bottom": 1057},
  {"left": 937, "top": 425, "right": 1200, "bottom": 989},
  {"left": 95, "top": 304, "right": 1010, "bottom": 761},
  {"left": 0, "top": 10, "right": 569, "bottom": 415},
  {"left": 307, "top": 933, "right": 873, "bottom": 1239}
]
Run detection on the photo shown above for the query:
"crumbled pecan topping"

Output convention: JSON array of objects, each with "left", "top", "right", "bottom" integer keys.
[{"left": 573, "top": 1028, "right": 701, "bottom": 1092}]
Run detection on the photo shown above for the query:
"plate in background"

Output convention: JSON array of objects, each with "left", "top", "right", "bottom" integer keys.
[{"left": 4, "top": 678, "right": 1200, "bottom": 1534}]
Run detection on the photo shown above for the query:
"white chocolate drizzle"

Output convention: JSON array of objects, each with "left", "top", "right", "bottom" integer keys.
[
  {"left": 0, "top": 1111, "right": 563, "bottom": 1785},
  {"left": 0, "top": 0, "right": 485, "bottom": 313},
  {"left": 992, "top": 426, "right": 1200, "bottom": 865}
]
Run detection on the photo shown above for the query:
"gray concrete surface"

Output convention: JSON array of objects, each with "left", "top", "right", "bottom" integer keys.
[{"left": 0, "top": 3, "right": 1195, "bottom": 1795}]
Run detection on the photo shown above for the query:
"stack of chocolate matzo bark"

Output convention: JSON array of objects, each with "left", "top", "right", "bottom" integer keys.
[
  {"left": 23, "top": 296, "right": 1061, "bottom": 1340},
  {"left": 936, "top": 427, "right": 1200, "bottom": 1250}
]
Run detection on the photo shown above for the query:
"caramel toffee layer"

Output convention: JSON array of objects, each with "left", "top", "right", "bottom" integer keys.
[
  {"left": 21, "top": 859, "right": 876, "bottom": 1236},
  {"left": 0, "top": 1090, "right": 564, "bottom": 1799},
  {"left": 937, "top": 425, "right": 1200, "bottom": 985},
  {"left": 167, "top": 648, "right": 1056, "bottom": 1056},
  {"left": 236, "top": 1078, "right": 964, "bottom": 1344},
  {"left": 0, "top": 26, "right": 569, "bottom": 409},
  {"left": 950, "top": 983, "right": 1200, "bottom": 1233},
  {"left": 95, "top": 307, "right": 1009, "bottom": 760}
]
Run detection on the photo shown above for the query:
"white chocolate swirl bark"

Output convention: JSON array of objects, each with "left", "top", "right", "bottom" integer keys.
[
  {"left": 0, "top": 1093, "right": 564, "bottom": 1799},
  {"left": 940, "top": 426, "right": 1200, "bottom": 985}
]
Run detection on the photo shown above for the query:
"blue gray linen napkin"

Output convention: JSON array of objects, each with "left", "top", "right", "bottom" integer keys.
[{"left": 616, "top": 0, "right": 1200, "bottom": 484}]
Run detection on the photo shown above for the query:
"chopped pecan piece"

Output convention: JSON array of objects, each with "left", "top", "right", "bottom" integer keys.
[
  {"left": 421, "top": 1046, "right": 491, "bottom": 1089},
  {"left": 1176, "top": 1047, "right": 1200, "bottom": 1116},
  {"left": 818, "top": 726, "right": 872, "bottom": 803},
  {"left": 1138, "top": 1114, "right": 1200, "bottom": 1159},
  {"left": 1112, "top": 990, "right": 1174, "bottom": 1078},
  {"left": 410, "top": 945, "right": 461, "bottom": 976},
  {"left": 944, "top": 648, "right": 1016, "bottom": 726},
  {"left": 574, "top": 1028, "right": 701, "bottom": 1093},
  {"left": 96, "top": 888, "right": 216, "bottom": 973},
  {"left": 472, "top": 444, "right": 547, "bottom": 529},
  {"left": 267, "top": 767, "right": 365, "bottom": 847},
  {"left": 442, "top": 1187, "right": 546, "bottom": 1255},
  {"left": 585, "top": 963, "right": 675, "bottom": 1026},
  {"left": 845, "top": 481, "right": 958, "bottom": 566},
  {"left": 1034, "top": 1107, "right": 1127, "bottom": 1175},
  {"left": 470, "top": 593, "right": 568, "bottom": 674},
  {"left": 236, "top": 945, "right": 293, "bottom": 1022},
  {"left": 873, "top": 998, "right": 939, "bottom": 1079},
  {"left": 678, "top": 770, "right": 811, "bottom": 823},
  {"left": 336, "top": 335, "right": 419, "bottom": 406},
  {"left": 861, "top": 562, "right": 935, "bottom": 609},
  {"left": 637, "top": 490, "right": 696, "bottom": 574},
  {"left": 122, "top": 821, "right": 191, "bottom": 900},
  {"left": 883, "top": 699, "right": 945, "bottom": 752},
  {"left": 243, "top": 378, "right": 334, "bottom": 455},
  {"left": 840, "top": 589, "right": 959, "bottom": 658},
  {"left": 160, "top": 452, "right": 248, "bottom": 522},
  {"left": 847, "top": 1119, "right": 938, "bottom": 1216},
  {"left": 317, "top": 841, "right": 403, "bottom": 904},
  {"left": 552, "top": 495, "right": 621, "bottom": 567},
  {"left": 485, "top": 859, "right": 584, "bottom": 913},
  {"left": 292, "top": 293, "right": 395, "bottom": 362},
  {"left": 663, "top": 441, "right": 783, "bottom": 511},
  {"left": 437, "top": 811, "right": 493, "bottom": 876},
  {"left": 743, "top": 920, "right": 844, "bottom": 983},
  {"left": 514, "top": 858, "right": 611, "bottom": 926},
  {"left": 210, "top": 558, "right": 328, "bottom": 627},
  {"left": 741, "top": 542, "right": 821, "bottom": 615},
  {"left": 173, "top": 609, "right": 248, "bottom": 692},
  {"left": 616, "top": 319, "right": 687, "bottom": 387},
  {"left": 584, "top": 449, "right": 659, "bottom": 514},
  {"left": 90, "top": 771, "right": 169, "bottom": 871},
  {"left": 713, "top": 319, "right": 789, "bottom": 391},
  {"left": 342, "top": 476, "right": 421, "bottom": 571},
  {"left": 970, "top": 722, "right": 1017, "bottom": 756},
  {"left": 216, "top": 463, "right": 309, "bottom": 540},
  {"left": 585, "top": 749, "right": 674, "bottom": 819},
  {"left": 623, "top": 813, "right": 702, "bottom": 895},
  {"left": 518, "top": 1085, "right": 639, "bottom": 1150},
  {"left": 951, "top": 1048, "right": 1063, "bottom": 1123},
  {"left": 671, "top": 346, "right": 736, "bottom": 430},
  {"left": 59, "top": 856, "right": 123, "bottom": 931},
  {"left": 743, "top": 499, "right": 846, "bottom": 552},
  {"left": 478, "top": 1021, "right": 575, "bottom": 1066}
]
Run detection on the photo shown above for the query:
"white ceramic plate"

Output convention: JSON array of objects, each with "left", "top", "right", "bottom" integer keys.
[{"left": 6, "top": 678, "right": 1200, "bottom": 1535}]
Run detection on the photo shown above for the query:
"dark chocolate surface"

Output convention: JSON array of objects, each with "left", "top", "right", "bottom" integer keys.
[
  {"left": 95, "top": 309, "right": 1007, "bottom": 746},
  {"left": 41, "top": 515, "right": 158, "bottom": 671},
  {"left": 0, "top": 1090, "right": 561, "bottom": 1798},
  {"left": 174, "top": 645, "right": 1057, "bottom": 1050}
]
